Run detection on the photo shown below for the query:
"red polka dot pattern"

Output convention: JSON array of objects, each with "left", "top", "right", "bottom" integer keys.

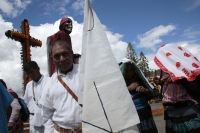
[
  {"left": 184, "top": 52, "right": 190, "bottom": 57},
  {"left": 178, "top": 46, "right": 182, "bottom": 50},
  {"left": 154, "top": 44, "right": 200, "bottom": 82},
  {"left": 176, "top": 62, "right": 181, "bottom": 68},
  {"left": 192, "top": 63, "right": 199, "bottom": 68},
  {"left": 166, "top": 52, "right": 172, "bottom": 56}
]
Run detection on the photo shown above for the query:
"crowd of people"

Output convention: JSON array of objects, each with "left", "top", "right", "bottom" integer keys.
[
  {"left": 1, "top": 17, "right": 200, "bottom": 133},
  {"left": 153, "top": 44, "right": 200, "bottom": 133}
]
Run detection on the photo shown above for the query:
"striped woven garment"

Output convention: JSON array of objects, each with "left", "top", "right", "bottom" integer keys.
[{"left": 162, "top": 82, "right": 198, "bottom": 105}]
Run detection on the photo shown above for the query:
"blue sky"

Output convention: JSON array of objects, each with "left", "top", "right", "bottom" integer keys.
[{"left": 0, "top": 0, "right": 200, "bottom": 96}]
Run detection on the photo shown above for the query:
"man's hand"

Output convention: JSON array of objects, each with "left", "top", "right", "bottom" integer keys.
[
  {"left": 8, "top": 122, "right": 14, "bottom": 131},
  {"left": 8, "top": 122, "right": 14, "bottom": 127},
  {"left": 161, "top": 74, "right": 172, "bottom": 83},
  {"left": 127, "top": 82, "right": 139, "bottom": 91},
  {"left": 136, "top": 86, "right": 148, "bottom": 93}
]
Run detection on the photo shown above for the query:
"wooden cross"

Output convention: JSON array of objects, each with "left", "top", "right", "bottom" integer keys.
[{"left": 5, "top": 19, "right": 42, "bottom": 93}]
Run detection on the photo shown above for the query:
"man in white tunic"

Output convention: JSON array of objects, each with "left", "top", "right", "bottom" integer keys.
[
  {"left": 40, "top": 40, "right": 82, "bottom": 133},
  {"left": 24, "top": 61, "right": 50, "bottom": 133}
]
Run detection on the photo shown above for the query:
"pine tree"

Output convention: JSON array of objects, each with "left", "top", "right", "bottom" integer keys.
[
  {"left": 137, "top": 51, "right": 150, "bottom": 77},
  {"left": 126, "top": 43, "right": 138, "bottom": 63}
]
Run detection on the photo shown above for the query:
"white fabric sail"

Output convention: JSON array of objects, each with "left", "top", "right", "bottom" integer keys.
[{"left": 79, "top": 0, "right": 140, "bottom": 133}]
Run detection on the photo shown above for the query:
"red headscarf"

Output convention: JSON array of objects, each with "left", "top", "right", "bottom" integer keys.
[{"left": 50, "top": 17, "right": 72, "bottom": 47}]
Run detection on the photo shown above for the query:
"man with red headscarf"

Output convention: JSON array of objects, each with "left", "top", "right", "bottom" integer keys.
[{"left": 47, "top": 17, "right": 73, "bottom": 76}]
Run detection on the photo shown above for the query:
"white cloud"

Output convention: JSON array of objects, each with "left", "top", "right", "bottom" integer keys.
[
  {"left": 183, "top": 26, "right": 200, "bottom": 39},
  {"left": 71, "top": 0, "right": 94, "bottom": 15},
  {"left": 105, "top": 30, "right": 127, "bottom": 62},
  {"left": 131, "top": 7, "right": 200, "bottom": 69},
  {"left": 57, "top": 7, "right": 67, "bottom": 15},
  {"left": 146, "top": 54, "right": 159, "bottom": 70},
  {"left": 138, "top": 25, "right": 200, "bottom": 70},
  {"left": 0, "top": 0, "right": 32, "bottom": 18},
  {"left": 185, "top": 0, "right": 200, "bottom": 11},
  {"left": 137, "top": 25, "right": 176, "bottom": 50},
  {"left": 0, "top": 16, "right": 127, "bottom": 97},
  {"left": 71, "top": 0, "right": 84, "bottom": 11},
  {"left": 42, "top": 0, "right": 70, "bottom": 16}
]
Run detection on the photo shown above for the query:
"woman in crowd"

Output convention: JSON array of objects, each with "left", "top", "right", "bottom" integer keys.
[
  {"left": 0, "top": 81, "right": 14, "bottom": 133},
  {"left": 119, "top": 58, "right": 158, "bottom": 133},
  {"left": 154, "top": 44, "right": 200, "bottom": 133}
]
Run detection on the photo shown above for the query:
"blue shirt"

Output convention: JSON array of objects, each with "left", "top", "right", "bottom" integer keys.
[
  {"left": 133, "top": 96, "right": 149, "bottom": 110},
  {"left": 0, "top": 83, "right": 14, "bottom": 133}
]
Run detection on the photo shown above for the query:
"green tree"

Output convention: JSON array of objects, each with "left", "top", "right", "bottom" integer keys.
[
  {"left": 137, "top": 51, "right": 150, "bottom": 77},
  {"left": 126, "top": 43, "right": 138, "bottom": 63}
]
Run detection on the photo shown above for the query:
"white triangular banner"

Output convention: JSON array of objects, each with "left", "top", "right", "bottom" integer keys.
[{"left": 79, "top": 0, "right": 140, "bottom": 132}]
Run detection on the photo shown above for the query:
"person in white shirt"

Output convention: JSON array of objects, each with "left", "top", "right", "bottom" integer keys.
[
  {"left": 24, "top": 61, "right": 50, "bottom": 133},
  {"left": 40, "top": 40, "right": 82, "bottom": 133}
]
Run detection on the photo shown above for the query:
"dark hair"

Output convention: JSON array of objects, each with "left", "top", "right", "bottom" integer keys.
[
  {"left": 0, "top": 79, "right": 7, "bottom": 89},
  {"left": 74, "top": 54, "right": 81, "bottom": 58},
  {"left": 124, "top": 62, "right": 138, "bottom": 83},
  {"left": 24, "top": 61, "right": 39, "bottom": 72},
  {"left": 50, "top": 40, "right": 73, "bottom": 55}
]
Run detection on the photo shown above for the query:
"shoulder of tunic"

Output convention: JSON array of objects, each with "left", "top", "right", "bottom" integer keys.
[
  {"left": 42, "top": 76, "right": 51, "bottom": 82},
  {"left": 25, "top": 81, "right": 33, "bottom": 89}
]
